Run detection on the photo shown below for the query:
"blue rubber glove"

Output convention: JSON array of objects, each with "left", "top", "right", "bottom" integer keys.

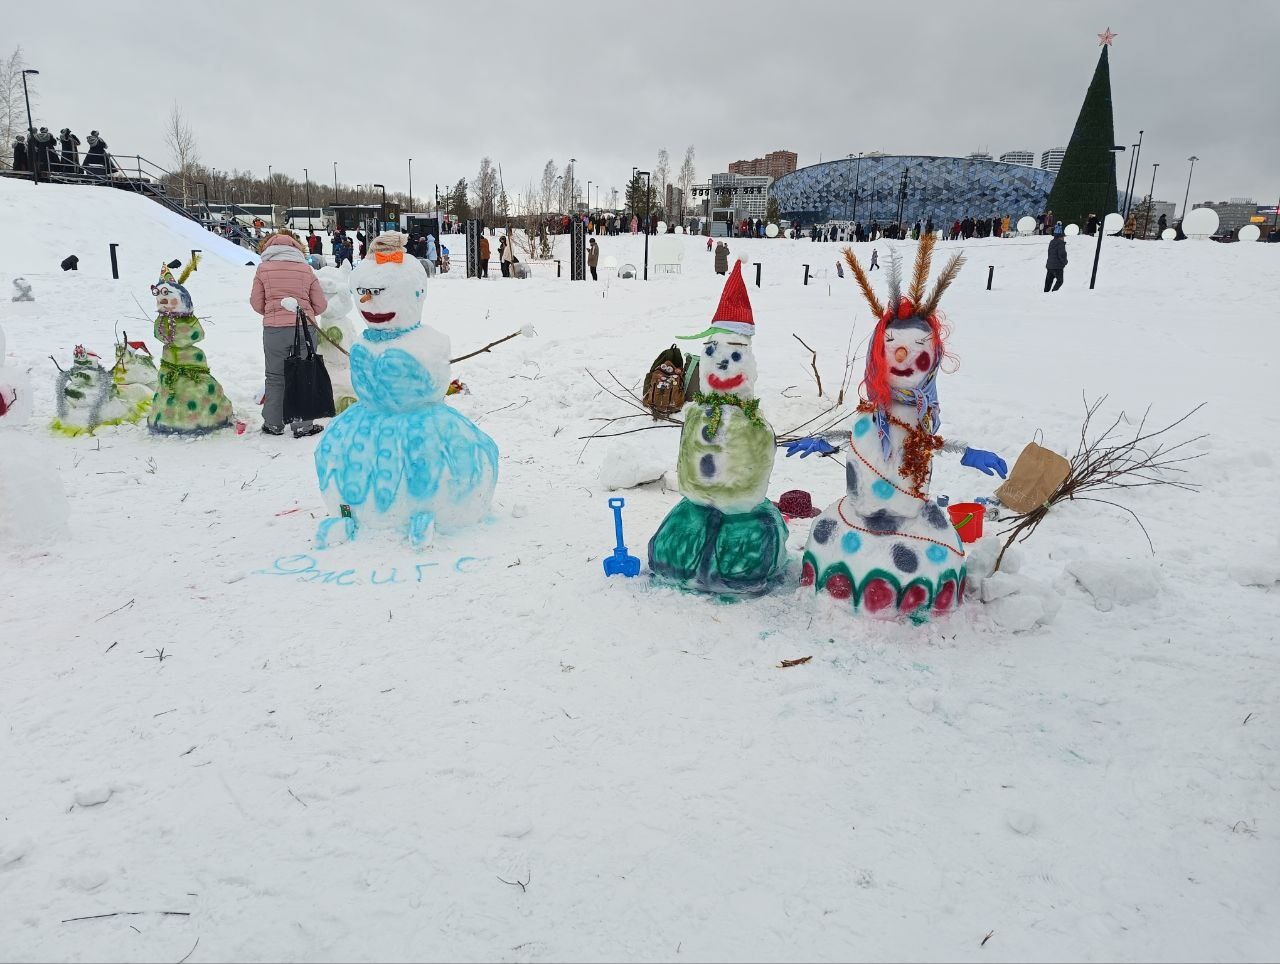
[
  {"left": 785, "top": 437, "right": 838, "bottom": 458},
  {"left": 961, "top": 447, "right": 1008, "bottom": 478}
]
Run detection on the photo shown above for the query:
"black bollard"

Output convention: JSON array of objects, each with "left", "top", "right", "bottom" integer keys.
[
  {"left": 986, "top": 265, "right": 994, "bottom": 290},
  {"left": 753, "top": 262, "right": 762, "bottom": 288},
  {"left": 556, "top": 259, "right": 561, "bottom": 278},
  {"left": 803, "top": 264, "right": 810, "bottom": 286},
  {"left": 109, "top": 243, "right": 119, "bottom": 280}
]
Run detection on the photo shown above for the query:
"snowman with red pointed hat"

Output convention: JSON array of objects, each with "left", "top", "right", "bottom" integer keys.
[{"left": 647, "top": 261, "right": 788, "bottom": 595}]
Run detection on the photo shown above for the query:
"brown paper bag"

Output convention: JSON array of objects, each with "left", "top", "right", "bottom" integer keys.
[{"left": 995, "top": 442, "right": 1071, "bottom": 514}]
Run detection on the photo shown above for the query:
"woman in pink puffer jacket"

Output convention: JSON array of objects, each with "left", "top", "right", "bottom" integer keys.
[{"left": 250, "top": 233, "right": 329, "bottom": 437}]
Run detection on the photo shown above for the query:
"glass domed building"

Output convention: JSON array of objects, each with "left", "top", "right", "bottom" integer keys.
[{"left": 771, "top": 155, "right": 1056, "bottom": 227}]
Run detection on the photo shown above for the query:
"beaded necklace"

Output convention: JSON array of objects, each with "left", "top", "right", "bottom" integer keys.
[{"left": 856, "top": 400, "right": 943, "bottom": 497}]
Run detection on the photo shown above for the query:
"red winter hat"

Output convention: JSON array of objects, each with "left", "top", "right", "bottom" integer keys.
[
  {"left": 678, "top": 260, "right": 755, "bottom": 339},
  {"left": 774, "top": 489, "right": 822, "bottom": 519}
]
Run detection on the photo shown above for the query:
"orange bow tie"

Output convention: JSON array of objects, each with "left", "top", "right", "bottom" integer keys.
[{"left": 374, "top": 251, "right": 404, "bottom": 264}]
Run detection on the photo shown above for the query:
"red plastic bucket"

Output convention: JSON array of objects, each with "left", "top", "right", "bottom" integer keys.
[{"left": 947, "top": 502, "right": 985, "bottom": 543}]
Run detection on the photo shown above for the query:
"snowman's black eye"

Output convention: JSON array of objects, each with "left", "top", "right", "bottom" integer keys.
[
  {"left": 704, "top": 344, "right": 714, "bottom": 356},
  {"left": 730, "top": 352, "right": 742, "bottom": 362}
]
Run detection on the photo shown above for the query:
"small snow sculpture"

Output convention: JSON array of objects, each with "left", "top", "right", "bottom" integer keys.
[
  {"left": 647, "top": 261, "right": 788, "bottom": 594},
  {"left": 109, "top": 332, "right": 158, "bottom": 423},
  {"left": 51, "top": 345, "right": 122, "bottom": 435},
  {"left": 11, "top": 277, "right": 34, "bottom": 302},
  {"left": 147, "top": 257, "right": 234, "bottom": 435},
  {"left": 313, "top": 233, "right": 498, "bottom": 548}
]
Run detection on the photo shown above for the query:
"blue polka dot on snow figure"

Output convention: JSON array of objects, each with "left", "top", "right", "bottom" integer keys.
[
  {"left": 842, "top": 531, "right": 862, "bottom": 554},
  {"left": 872, "top": 479, "right": 894, "bottom": 500},
  {"left": 926, "top": 544, "right": 949, "bottom": 564},
  {"left": 853, "top": 417, "right": 872, "bottom": 437},
  {"left": 812, "top": 517, "right": 837, "bottom": 545}
]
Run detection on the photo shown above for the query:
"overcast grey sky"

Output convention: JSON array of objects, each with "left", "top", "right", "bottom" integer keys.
[{"left": 11, "top": 0, "right": 1279, "bottom": 207}]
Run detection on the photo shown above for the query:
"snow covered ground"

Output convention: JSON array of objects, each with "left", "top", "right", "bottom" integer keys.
[{"left": 1, "top": 178, "right": 1278, "bottom": 963}]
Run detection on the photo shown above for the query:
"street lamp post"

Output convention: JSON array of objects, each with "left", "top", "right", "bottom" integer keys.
[
  {"left": 408, "top": 158, "right": 413, "bottom": 213},
  {"left": 1124, "top": 130, "right": 1144, "bottom": 217},
  {"left": 1090, "top": 145, "right": 1127, "bottom": 289},
  {"left": 568, "top": 158, "right": 576, "bottom": 218},
  {"left": 894, "top": 169, "right": 908, "bottom": 234},
  {"left": 1180, "top": 155, "right": 1199, "bottom": 221},
  {"left": 193, "top": 181, "right": 210, "bottom": 223},
  {"left": 21, "top": 68, "right": 39, "bottom": 186},
  {"left": 868, "top": 172, "right": 893, "bottom": 234},
  {"left": 303, "top": 168, "right": 311, "bottom": 230},
  {"left": 637, "top": 170, "right": 651, "bottom": 280},
  {"left": 587, "top": 180, "right": 592, "bottom": 217},
  {"left": 851, "top": 151, "right": 864, "bottom": 224},
  {"left": 1141, "top": 163, "right": 1159, "bottom": 239},
  {"left": 373, "top": 183, "right": 387, "bottom": 231}
]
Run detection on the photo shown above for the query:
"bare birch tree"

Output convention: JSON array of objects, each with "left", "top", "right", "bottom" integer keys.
[
  {"left": 654, "top": 147, "right": 670, "bottom": 215},
  {"left": 0, "top": 46, "right": 29, "bottom": 170},
  {"left": 677, "top": 145, "right": 696, "bottom": 220},
  {"left": 164, "top": 101, "right": 200, "bottom": 205},
  {"left": 539, "top": 159, "right": 558, "bottom": 215},
  {"left": 472, "top": 156, "right": 499, "bottom": 221}
]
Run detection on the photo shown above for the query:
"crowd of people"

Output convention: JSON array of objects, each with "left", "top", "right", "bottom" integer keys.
[{"left": 9, "top": 127, "right": 111, "bottom": 178}]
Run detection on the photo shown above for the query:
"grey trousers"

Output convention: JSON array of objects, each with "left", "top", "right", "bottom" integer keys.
[{"left": 262, "top": 325, "right": 315, "bottom": 431}]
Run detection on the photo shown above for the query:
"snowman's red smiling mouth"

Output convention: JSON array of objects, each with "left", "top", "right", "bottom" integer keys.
[
  {"left": 361, "top": 310, "right": 396, "bottom": 324},
  {"left": 706, "top": 372, "right": 745, "bottom": 391}
]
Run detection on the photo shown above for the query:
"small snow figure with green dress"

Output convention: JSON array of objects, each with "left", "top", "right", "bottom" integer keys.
[
  {"left": 647, "top": 260, "right": 788, "bottom": 595},
  {"left": 50, "top": 345, "right": 116, "bottom": 435},
  {"left": 147, "top": 258, "right": 233, "bottom": 435}
]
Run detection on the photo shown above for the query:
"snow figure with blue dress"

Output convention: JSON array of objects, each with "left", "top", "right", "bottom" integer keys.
[
  {"left": 787, "top": 237, "right": 1007, "bottom": 620},
  {"left": 313, "top": 232, "right": 498, "bottom": 548}
]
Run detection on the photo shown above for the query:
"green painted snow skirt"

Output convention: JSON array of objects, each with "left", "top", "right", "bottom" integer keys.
[
  {"left": 147, "top": 313, "right": 233, "bottom": 435},
  {"left": 648, "top": 497, "right": 788, "bottom": 596}
]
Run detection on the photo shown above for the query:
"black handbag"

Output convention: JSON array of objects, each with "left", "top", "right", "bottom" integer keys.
[{"left": 283, "top": 305, "right": 336, "bottom": 423}]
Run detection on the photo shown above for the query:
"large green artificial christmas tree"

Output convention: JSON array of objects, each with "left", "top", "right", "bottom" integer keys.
[{"left": 1046, "top": 44, "right": 1119, "bottom": 225}]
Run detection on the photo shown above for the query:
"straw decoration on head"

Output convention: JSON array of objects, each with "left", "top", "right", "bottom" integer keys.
[
  {"left": 841, "top": 247, "right": 884, "bottom": 319},
  {"left": 907, "top": 232, "right": 935, "bottom": 308}
]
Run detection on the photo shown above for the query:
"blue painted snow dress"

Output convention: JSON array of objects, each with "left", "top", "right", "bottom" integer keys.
[{"left": 314, "top": 339, "right": 498, "bottom": 520}]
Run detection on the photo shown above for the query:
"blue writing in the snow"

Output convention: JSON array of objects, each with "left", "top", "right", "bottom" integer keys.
[{"left": 253, "top": 554, "right": 485, "bottom": 587}]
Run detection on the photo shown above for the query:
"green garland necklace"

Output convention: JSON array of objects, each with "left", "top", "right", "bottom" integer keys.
[{"left": 692, "top": 391, "right": 762, "bottom": 436}]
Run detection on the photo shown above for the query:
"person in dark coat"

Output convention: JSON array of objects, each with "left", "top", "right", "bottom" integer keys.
[
  {"left": 30, "top": 127, "right": 58, "bottom": 178},
  {"left": 1157, "top": 213, "right": 1168, "bottom": 235},
  {"left": 1045, "top": 226, "right": 1067, "bottom": 292},
  {"left": 11, "top": 136, "right": 28, "bottom": 172},
  {"left": 58, "top": 129, "right": 81, "bottom": 173},
  {"left": 713, "top": 241, "right": 729, "bottom": 275},
  {"left": 1084, "top": 213, "right": 1098, "bottom": 236},
  {"left": 83, "top": 131, "right": 108, "bottom": 175},
  {"left": 587, "top": 237, "right": 599, "bottom": 280}
]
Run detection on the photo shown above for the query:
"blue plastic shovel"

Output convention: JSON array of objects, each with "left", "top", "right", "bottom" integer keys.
[{"left": 603, "top": 497, "right": 642, "bottom": 577}]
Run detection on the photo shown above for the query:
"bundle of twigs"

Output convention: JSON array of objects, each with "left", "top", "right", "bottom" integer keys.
[
  {"left": 579, "top": 369, "right": 684, "bottom": 457},
  {"left": 993, "top": 394, "right": 1206, "bottom": 571}
]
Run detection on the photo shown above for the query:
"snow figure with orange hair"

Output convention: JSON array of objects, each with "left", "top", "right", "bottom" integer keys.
[{"left": 786, "top": 237, "right": 1007, "bottom": 619}]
